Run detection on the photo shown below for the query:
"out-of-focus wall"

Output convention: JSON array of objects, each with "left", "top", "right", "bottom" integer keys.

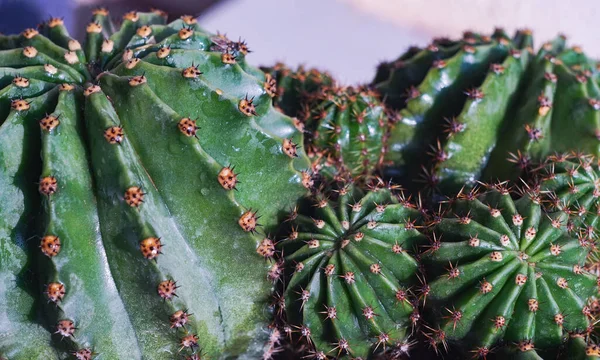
[{"left": 198, "top": 0, "right": 600, "bottom": 84}]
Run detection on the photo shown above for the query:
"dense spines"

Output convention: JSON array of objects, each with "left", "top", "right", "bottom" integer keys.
[
  {"left": 422, "top": 184, "right": 598, "bottom": 357},
  {"left": 277, "top": 182, "right": 426, "bottom": 358},
  {"left": 305, "top": 86, "right": 390, "bottom": 181},
  {"left": 262, "top": 63, "right": 334, "bottom": 119}
]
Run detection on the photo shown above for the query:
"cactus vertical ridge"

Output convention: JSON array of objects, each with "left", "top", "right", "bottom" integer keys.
[
  {"left": 102, "top": 64, "right": 308, "bottom": 228},
  {"left": 85, "top": 89, "right": 218, "bottom": 357},
  {"left": 0, "top": 48, "right": 85, "bottom": 83},
  {"left": 0, "top": 88, "right": 58, "bottom": 360},
  {"left": 38, "top": 87, "right": 141, "bottom": 358},
  {"left": 384, "top": 37, "right": 512, "bottom": 184},
  {"left": 92, "top": 75, "right": 287, "bottom": 356}
]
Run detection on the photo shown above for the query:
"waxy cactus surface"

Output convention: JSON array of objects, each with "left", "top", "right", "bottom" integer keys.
[{"left": 0, "top": 9, "right": 310, "bottom": 359}]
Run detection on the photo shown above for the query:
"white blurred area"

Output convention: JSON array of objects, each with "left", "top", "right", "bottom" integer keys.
[{"left": 198, "top": 0, "right": 600, "bottom": 84}]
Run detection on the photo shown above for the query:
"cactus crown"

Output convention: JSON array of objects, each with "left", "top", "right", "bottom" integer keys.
[
  {"left": 422, "top": 183, "right": 598, "bottom": 357},
  {"left": 277, "top": 181, "right": 426, "bottom": 358}
]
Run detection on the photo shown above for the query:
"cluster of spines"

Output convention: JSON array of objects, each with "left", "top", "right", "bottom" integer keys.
[{"left": 418, "top": 181, "right": 600, "bottom": 358}]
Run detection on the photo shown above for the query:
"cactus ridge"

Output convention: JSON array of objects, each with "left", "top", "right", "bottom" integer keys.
[
  {"left": 422, "top": 183, "right": 599, "bottom": 357},
  {"left": 376, "top": 29, "right": 600, "bottom": 194},
  {"left": 276, "top": 181, "right": 426, "bottom": 358},
  {"left": 305, "top": 86, "right": 391, "bottom": 181},
  {"left": 0, "top": 9, "right": 310, "bottom": 359}
]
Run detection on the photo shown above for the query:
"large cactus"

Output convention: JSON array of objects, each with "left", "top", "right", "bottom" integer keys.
[
  {"left": 421, "top": 182, "right": 599, "bottom": 358},
  {"left": 0, "top": 10, "right": 310, "bottom": 359},
  {"left": 376, "top": 29, "right": 600, "bottom": 193},
  {"left": 276, "top": 181, "right": 426, "bottom": 358}
]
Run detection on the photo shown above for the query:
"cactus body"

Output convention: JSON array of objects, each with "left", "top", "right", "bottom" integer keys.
[
  {"left": 0, "top": 10, "right": 310, "bottom": 359},
  {"left": 277, "top": 183, "right": 425, "bottom": 358},
  {"left": 422, "top": 184, "right": 598, "bottom": 358},
  {"left": 262, "top": 63, "right": 333, "bottom": 119},
  {"left": 306, "top": 86, "right": 390, "bottom": 180},
  {"left": 376, "top": 30, "right": 600, "bottom": 193}
]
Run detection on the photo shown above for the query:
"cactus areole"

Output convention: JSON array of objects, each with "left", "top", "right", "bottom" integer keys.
[{"left": 0, "top": 9, "right": 311, "bottom": 359}]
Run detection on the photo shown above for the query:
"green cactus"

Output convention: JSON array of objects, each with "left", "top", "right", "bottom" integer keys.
[
  {"left": 421, "top": 182, "right": 599, "bottom": 358},
  {"left": 304, "top": 86, "right": 392, "bottom": 181},
  {"left": 376, "top": 29, "right": 600, "bottom": 193},
  {"left": 276, "top": 181, "right": 426, "bottom": 358},
  {"left": 262, "top": 62, "right": 334, "bottom": 119},
  {"left": 0, "top": 9, "right": 311, "bottom": 359}
]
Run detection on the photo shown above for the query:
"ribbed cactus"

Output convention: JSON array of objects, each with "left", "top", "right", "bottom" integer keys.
[
  {"left": 276, "top": 181, "right": 426, "bottom": 358},
  {"left": 421, "top": 182, "right": 599, "bottom": 358},
  {"left": 0, "top": 9, "right": 311, "bottom": 359},
  {"left": 376, "top": 29, "right": 600, "bottom": 193},
  {"left": 262, "top": 63, "right": 333, "bottom": 119},
  {"left": 305, "top": 86, "right": 391, "bottom": 180}
]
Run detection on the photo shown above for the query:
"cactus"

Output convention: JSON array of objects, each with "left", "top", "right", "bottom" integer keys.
[
  {"left": 421, "top": 182, "right": 599, "bottom": 358},
  {"left": 302, "top": 86, "right": 392, "bottom": 181},
  {"left": 262, "top": 63, "right": 334, "bottom": 119},
  {"left": 276, "top": 181, "right": 426, "bottom": 358},
  {"left": 0, "top": 9, "right": 311, "bottom": 359},
  {"left": 376, "top": 29, "right": 600, "bottom": 193}
]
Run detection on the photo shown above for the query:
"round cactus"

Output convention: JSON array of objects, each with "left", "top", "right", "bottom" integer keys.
[
  {"left": 262, "top": 62, "right": 334, "bottom": 119},
  {"left": 0, "top": 9, "right": 311, "bottom": 359},
  {"left": 376, "top": 29, "right": 600, "bottom": 193},
  {"left": 276, "top": 181, "right": 426, "bottom": 358},
  {"left": 421, "top": 182, "right": 599, "bottom": 358},
  {"left": 297, "top": 86, "right": 392, "bottom": 182}
]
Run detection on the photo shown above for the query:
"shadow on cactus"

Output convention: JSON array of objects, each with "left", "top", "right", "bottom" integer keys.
[
  {"left": 0, "top": 9, "right": 311, "bottom": 359},
  {"left": 421, "top": 182, "right": 600, "bottom": 359}
]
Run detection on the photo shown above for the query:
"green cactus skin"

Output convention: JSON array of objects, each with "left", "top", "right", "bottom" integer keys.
[
  {"left": 261, "top": 63, "right": 334, "bottom": 119},
  {"left": 277, "top": 182, "right": 426, "bottom": 359},
  {"left": 377, "top": 29, "right": 600, "bottom": 194},
  {"left": 421, "top": 183, "right": 599, "bottom": 358},
  {"left": 0, "top": 9, "right": 311, "bottom": 359},
  {"left": 538, "top": 154, "right": 600, "bottom": 229},
  {"left": 0, "top": 81, "right": 58, "bottom": 360},
  {"left": 303, "top": 86, "right": 391, "bottom": 181}
]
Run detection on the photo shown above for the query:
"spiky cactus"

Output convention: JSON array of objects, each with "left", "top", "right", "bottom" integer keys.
[
  {"left": 421, "top": 182, "right": 599, "bottom": 358},
  {"left": 376, "top": 29, "right": 600, "bottom": 193},
  {"left": 276, "top": 181, "right": 426, "bottom": 358},
  {"left": 0, "top": 9, "right": 311, "bottom": 359},
  {"left": 262, "top": 63, "right": 334, "bottom": 119},
  {"left": 304, "top": 86, "right": 392, "bottom": 180}
]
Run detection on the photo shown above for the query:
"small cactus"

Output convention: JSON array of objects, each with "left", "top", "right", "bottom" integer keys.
[
  {"left": 306, "top": 86, "right": 392, "bottom": 180},
  {"left": 276, "top": 181, "right": 426, "bottom": 358},
  {"left": 422, "top": 182, "right": 598, "bottom": 357},
  {"left": 262, "top": 62, "right": 334, "bottom": 119}
]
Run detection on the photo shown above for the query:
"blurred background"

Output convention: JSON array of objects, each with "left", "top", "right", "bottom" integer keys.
[{"left": 0, "top": 0, "right": 598, "bottom": 84}]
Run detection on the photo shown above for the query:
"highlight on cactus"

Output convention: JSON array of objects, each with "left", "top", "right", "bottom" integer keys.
[
  {"left": 273, "top": 180, "right": 426, "bottom": 358},
  {"left": 0, "top": 8, "right": 311, "bottom": 359}
]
